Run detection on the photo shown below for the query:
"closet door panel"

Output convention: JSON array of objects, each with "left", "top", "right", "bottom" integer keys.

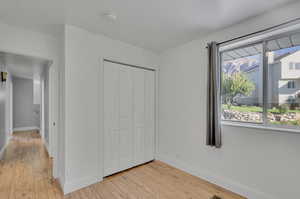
[
  {"left": 118, "top": 66, "right": 134, "bottom": 171},
  {"left": 104, "top": 61, "right": 155, "bottom": 176},
  {"left": 144, "top": 71, "right": 155, "bottom": 162},
  {"left": 133, "top": 69, "right": 145, "bottom": 165},
  {"left": 103, "top": 62, "right": 120, "bottom": 176}
]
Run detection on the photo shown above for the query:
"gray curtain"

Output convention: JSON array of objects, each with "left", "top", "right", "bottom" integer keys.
[{"left": 206, "top": 42, "right": 222, "bottom": 148}]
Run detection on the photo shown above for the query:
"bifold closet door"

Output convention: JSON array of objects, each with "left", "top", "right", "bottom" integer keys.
[
  {"left": 103, "top": 61, "right": 155, "bottom": 177},
  {"left": 144, "top": 70, "right": 155, "bottom": 162},
  {"left": 104, "top": 62, "right": 134, "bottom": 176},
  {"left": 132, "top": 69, "right": 155, "bottom": 165}
]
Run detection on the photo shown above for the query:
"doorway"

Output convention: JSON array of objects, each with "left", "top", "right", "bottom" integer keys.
[{"left": 0, "top": 51, "right": 55, "bottom": 179}]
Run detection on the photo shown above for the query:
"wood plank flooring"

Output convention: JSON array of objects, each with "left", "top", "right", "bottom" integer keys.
[{"left": 0, "top": 131, "right": 246, "bottom": 199}]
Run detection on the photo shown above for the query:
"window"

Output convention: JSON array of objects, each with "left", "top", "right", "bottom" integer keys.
[
  {"left": 289, "top": 62, "right": 294, "bottom": 70},
  {"left": 220, "top": 31, "right": 300, "bottom": 129},
  {"left": 287, "top": 81, "right": 295, "bottom": 89},
  {"left": 221, "top": 44, "right": 263, "bottom": 123}
]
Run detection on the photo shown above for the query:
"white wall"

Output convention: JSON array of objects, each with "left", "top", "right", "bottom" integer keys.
[
  {"left": 0, "top": 80, "right": 7, "bottom": 155},
  {"left": 158, "top": 2, "right": 300, "bottom": 199},
  {"left": 0, "top": 21, "right": 61, "bottom": 178},
  {"left": 62, "top": 25, "right": 159, "bottom": 193},
  {"left": 0, "top": 73, "right": 12, "bottom": 158},
  {"left": 13, "top": 77, "right": 40, "bottom": 129},
  {"left": 7, "top": 75, "right": 13, "bottom": 138},
  {"left": 33, "top": 77, "right": 41, "bottom": 105}
]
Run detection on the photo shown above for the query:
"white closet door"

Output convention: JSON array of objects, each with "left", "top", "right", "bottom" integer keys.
[
  {"left": 118, "top": 66, "right": 134, "bottom": 171},
  {"left": 104, "top": 62, "right": 119, "bottom": 176},
  {"left": 104, "top": 61, "right": 155, "bottom": 176},
  {"left": 144, "top": 70, "right": 155, "bottom": 162},
  {"left": 133, "top": 68, "right": 145, "bottom": 165}
]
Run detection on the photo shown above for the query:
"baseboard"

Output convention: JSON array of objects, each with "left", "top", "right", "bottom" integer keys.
[
  {"left": 62, "top": 175, "right": 103, "bottom": 195},
  {"left": 57, "top": 177, "right": 65, "bottom": 193},
  {"left": 44, "top": 141, "right": 51, "bottom": 157},
  {"left": 13, "top": 126, "right": 40, "bottom": 132},
  {"left": 0, "top": 145, "right": 6, "bottom": 160},
  {"left": 0, "top": 132, "right": 11, "bottom": 160},
  {"left": 156, "top": 154, "right": 275, "bottom": 199}
]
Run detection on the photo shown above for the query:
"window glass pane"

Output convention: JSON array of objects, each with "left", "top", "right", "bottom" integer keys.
[
  {"left": 221, "top": 44, "right": 263, "bottom": 123},
  {"left": 267, "top": 39, "right": 300, "bottom": 127}
]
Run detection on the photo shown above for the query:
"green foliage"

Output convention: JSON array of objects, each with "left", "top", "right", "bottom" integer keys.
[
  {"left": 221, "top": 72, "right": 255, "bottom": 109},
  {"left": 278, "top": 104, "right": 289, "bottom": 114},
  {"left": 222, "top": 105, "right": 262, "bottom": 113}
]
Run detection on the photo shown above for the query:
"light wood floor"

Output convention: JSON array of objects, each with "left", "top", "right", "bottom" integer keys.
[{"left": 0, "top": 131, "right": 246, "bottom": 199}]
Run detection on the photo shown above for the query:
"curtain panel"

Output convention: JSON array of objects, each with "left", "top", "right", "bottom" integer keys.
[{"left": 206, "top": 42, "right": 222, "bottom": 148}]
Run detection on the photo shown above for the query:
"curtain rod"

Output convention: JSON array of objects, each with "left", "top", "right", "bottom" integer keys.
[{"left": 207, "top": 17, "right": 300, "bottom": 48}]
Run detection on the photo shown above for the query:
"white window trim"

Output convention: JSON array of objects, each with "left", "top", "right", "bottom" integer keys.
[
  {"left": 219, "top": 22, "right": 300, "bottom": 52},
  {"left": 222, "top": 121, "right": 300, "bottom": 134},
  {"left": 220, "top": 28, "right": 300, "bottom": 134}
]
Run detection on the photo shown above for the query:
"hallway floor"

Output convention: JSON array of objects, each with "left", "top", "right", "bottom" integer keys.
[
  {"left": 0, "top": 131, "right": 246, "bottom": 199},
  {"left": 0, "top": 130, "right": 61, "bottom": 199}
]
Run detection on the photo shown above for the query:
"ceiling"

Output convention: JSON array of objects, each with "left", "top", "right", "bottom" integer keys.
[
  {"left": 0, "top": 52, "right": 50, "bottom": 79},
  {"left": 0, "top": 0, "right": 297, "bottom": 52}
]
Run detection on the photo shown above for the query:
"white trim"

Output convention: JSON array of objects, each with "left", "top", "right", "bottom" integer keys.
[
  {"left": 13, "top": 126, "right": 40, "bottom": 132},
  {"left": 0, "top": 146, "right": 6, "bottom": 160},
  {"left": 154, "top": 68, "right": 159, "bottom": 158},
  {"left": 0, "top": 135, "right": 10, "bottom": 160},
  {"left": 222, "top": 121, "right": 300, "bottom": 134},
  {"left": 44, "top": 140, "right": 51, "bottom": 157},
  {"left": 57, "top": 177, "right": 65, "bottom": 194},
  {"left": 62, "top": 176, "right": 102, "bottom": 195},
  {"left": 99, "top": 58, "right": 105, "bottom": 180},
  {"left": 0, "top": 143, "right": 7, "bottom": 160},
  {"left": 220, "top": 22, "right": 300, "bottom": 51},
  {"left": 156, "top": 154, "right": 276, "bottom": 199}
]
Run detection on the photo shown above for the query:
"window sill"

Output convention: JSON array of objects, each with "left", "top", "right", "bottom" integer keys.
[{"left": 221, "top": 121, "right": 300, "bottom": 134}]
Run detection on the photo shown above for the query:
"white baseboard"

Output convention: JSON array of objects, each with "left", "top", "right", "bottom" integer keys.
[
  {"left": 56, "top": 176, "right": 65, "bottom": 193},
  {"left": 0, "top": 145, "right": 6, "bottom": 160},
  {"left": 62, "top": 176, "right": 103, "bottom": 195},
  {"left": 156, "top": 154, "right": 275, "bottom": 199},
  {"left": 44, "top": 141, "right": 51, "bottom": 156},
  {"left": 0, "top": 135, "right": 10, "bottom": 160},
  {"left": 13, "top": 126, "right": 40, "bottom": 132}
]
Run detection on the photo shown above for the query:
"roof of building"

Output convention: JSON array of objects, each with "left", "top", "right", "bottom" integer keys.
[{"left": 222, "top": 31, "right": 300, "bottom": 62}]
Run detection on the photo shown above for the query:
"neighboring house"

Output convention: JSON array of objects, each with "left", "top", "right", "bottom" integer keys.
[
  {"left": 268, "top": 51, "right": 300, "bottom": 105},
  {"left": 226, "top": 50, "right": 300, "bottom": 106}
]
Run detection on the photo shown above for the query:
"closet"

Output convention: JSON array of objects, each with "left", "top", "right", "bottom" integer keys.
[{"left": 103, "top": 60, "right": 155, "bottom": 176}]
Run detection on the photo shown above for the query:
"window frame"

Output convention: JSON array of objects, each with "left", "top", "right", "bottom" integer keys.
[
  {"left": 219, "top": 30, "right": 300, "bottom": 132},
  {"left": 287, "top": 80, "right": 296, "bottom": 89},
  {"left": 295, "top": 63, "right": 300, "bottom": 70}
]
